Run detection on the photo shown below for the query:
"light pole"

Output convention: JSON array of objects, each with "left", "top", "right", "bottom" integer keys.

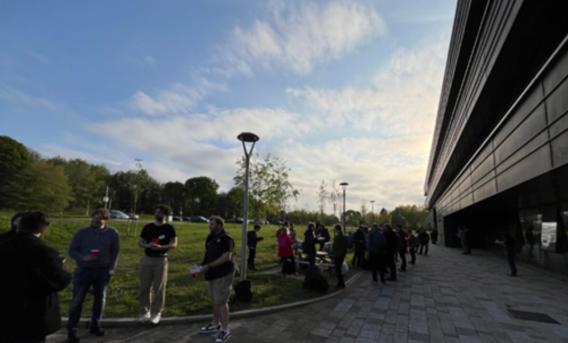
[
  {"left": 103, "top": 185, "right": 110, "bottom": 210},
  {"left": 340, "top": 182, "right": 348, "bottom": 229},
  {"left": 370, "top": 200, "right": 375, "bottom": 223},
  {"left": 238, "top": 132, "right": 259, "bottom": 282}
]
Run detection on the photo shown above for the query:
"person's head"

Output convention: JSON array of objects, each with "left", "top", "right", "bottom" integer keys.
[
  {"left": 10, "top": 211, "right": 27, "bottom": 232},
  {"left": 209, "top": 216, "right": 224, "bottom": 233},
  {"left": 334, "top": 224, "right": 343, "bottom": 235},
  {"left": 91, "top": 209, "right": 110, "bottom": 229},
  {"left": 19, "top": 211, "right": 50, "bottom": 236},
  {"left": 254, "top": 224, "right": 261, "bottom": 231},
  {"left": 154, "top": 204, "right": 172, "bottom": 223},
  {"left": 307, "top": 223, "right": 315, "bottom": 230}
]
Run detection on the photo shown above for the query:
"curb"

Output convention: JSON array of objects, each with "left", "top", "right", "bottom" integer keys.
[{"left": 64, "top": 271, "right": 364, "bottom": 328}]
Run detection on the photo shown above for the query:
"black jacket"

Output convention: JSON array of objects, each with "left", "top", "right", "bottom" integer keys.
[{"left": 0, "top": 232, "right": 71, "bottom": 340}]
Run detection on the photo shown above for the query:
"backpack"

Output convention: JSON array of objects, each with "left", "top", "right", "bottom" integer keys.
[
  {"left": 303, "top": 266, "right": 329, "bottom": 293},
  {"left": 234, "top": 280, "right": 253, "bottom": 302}
]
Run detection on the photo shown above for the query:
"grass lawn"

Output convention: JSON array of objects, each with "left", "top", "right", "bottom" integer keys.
[{"left": 0, "top": 214, "right": 354, "bottom": 318}]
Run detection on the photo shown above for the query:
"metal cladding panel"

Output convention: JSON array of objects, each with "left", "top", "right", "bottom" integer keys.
[
  {"left": 494, "top": 103, "right": 548, "bottom": 165},
  {"left": 496, "top": 145, "right": 552, "bottom": 192},
  {"left": 495, "top": 130, "right": 549, "bottom": 175},
  {"left": 471, "top": 153, "right": 494, "bottom": 185},
  {"left": 551, "top": 130, "right": 568, "bottom": 167},
  {"left": 472, "top": 168, "right": 496, "bottom": 191},
  {"left": 493, "top": 85, "right": 545, "bottom": 147},
  {"left": 549, "top": 111, "right": 568, "bottom": 139},
  {"left": 543, "top": 45, "right": 568, "bottom": 94},
  {"left": 546, "top": 78, "right": 568, "bottom": 123},
  {"left": 473, "top": 177, "right": 497, "bottom": 203}
]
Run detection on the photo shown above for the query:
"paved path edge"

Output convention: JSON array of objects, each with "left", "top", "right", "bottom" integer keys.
[{"left": 63, "top": 271, "right": 364, "bottom": 328}]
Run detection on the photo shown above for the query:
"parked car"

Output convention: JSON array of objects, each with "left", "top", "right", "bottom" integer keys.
[
  {"left": 190, "top": 215, "right": 209, "bottom": 223},
  {"left": 172, "top": 215, "right": 183, "bottom": 221},
  {"left": 110, "top": 210, "right": 130, "bottom": 220},
  {"left": 128, "top": 213, "right": 139, "bottom": 220}
]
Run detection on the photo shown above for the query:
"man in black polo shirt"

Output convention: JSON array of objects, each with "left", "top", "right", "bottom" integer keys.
[
  {"left": 198, "top": 216, "right": 234, "bottom": 343},
  {"left": 138, "top": 204, "right": 177, "bottom": 325}
]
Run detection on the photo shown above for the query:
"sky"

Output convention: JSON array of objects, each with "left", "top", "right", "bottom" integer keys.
[{"left": 0, "top": 0, "right": 456, "bottom": 214}]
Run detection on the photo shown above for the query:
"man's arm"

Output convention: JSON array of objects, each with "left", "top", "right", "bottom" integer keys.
[
  {"left": 36, "top": 247, "right": 72, "bottom": 293},
  {"left": 68, "top": 230, "right": 86, "bottom": 262},
  {"left": 201, "top": 251, "right": 232, "bottom": 271}
]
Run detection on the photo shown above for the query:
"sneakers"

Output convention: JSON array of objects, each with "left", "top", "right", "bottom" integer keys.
[
  {"left": 200, "top": 323, "right": 221, "bottom": 334},
  {"left": 215, "top": 330, "right": 231, "bottom": 343},
  {"left": 138, "top": 312, "right": 151, "bottom": 323},
  {"left": 150, "top": 312, "right": 162, "bottom": 325},
  {"left": 67, "top": 330, "right": 80, "bottom": 343}
]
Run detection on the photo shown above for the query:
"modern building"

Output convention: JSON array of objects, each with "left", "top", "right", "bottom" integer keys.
[{"left": 425, "top": 0, "right": 568, "bottom": 271}]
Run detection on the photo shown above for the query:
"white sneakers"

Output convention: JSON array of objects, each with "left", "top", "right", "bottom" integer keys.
[
  {"left": 139, "top": 312, "right": 161, "bottom": 325},
  {"left": 150, "top": 313, "right": 161, "bottom": 325}
]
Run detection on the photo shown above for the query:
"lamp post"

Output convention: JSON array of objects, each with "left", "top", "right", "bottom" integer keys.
[
  {"left": 238, "top": 132, "right": 259, "bottom": 282},
  {"left": 370, "top": 200, "right": 375, "bottom": 223},
  {"left": 339, "top": 182, "right": 348, "bottom": 229}
]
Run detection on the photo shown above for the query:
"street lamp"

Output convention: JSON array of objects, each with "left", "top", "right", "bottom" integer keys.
[
  {"left": 339, "top": 182, "right": 348, "bottom": 229},
  {"left": 238, "top": 132, "right": 259, "bottom": 282},
  {"left": 370, "top": 200, "right": 375, "bottom": 223}
]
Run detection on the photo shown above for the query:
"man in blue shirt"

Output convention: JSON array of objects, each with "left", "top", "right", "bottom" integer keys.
[{"left": 67, "top": 208, "right": 119, "bottom": 343}]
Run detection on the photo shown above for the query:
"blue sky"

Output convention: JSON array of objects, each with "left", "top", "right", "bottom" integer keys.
[{"left": 0, "top": 0, "right": 456, "bottom": 213}]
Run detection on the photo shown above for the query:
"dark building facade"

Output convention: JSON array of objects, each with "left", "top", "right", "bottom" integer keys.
[{"left": 425, "top": 0, "right": 568, "bottom": 272}]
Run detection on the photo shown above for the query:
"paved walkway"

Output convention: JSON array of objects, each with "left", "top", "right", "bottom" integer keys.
[{"left": 48, "top": 245, "right": 568, "bottom": 342}]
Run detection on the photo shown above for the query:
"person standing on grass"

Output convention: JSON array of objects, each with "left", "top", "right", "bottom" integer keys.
[
  {"left": 198, "top": 216, "right": 235, "bottom": 343},
  {"left": 332, "top": 224, "right": 348, "bottom": 288},
  {"left": 303, "top": 223, "right": 317, "bottom": 266},
  {"left": 137, "top": 204, "right": 177, "bottom": 325},
  {"left": 0, "top": 211, "right": 71, "bottom": 343},
  {"left": 67, "top": 208, "right": 119, "bottom": 343},
  {"left": 247, "top": 224, "right": 263, "bottom": 271},
  {"left": 277, "top": 226, "right": 296, "bottom": 275},
  {"left": 352, "top": 225, "right": 366, "bottom": 268}
]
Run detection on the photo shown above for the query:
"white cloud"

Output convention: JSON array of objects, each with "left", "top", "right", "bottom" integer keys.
[
  {"left": 221, "top": 1, "right": 386, "bottom": 75},
  {"left": 129, "top": 79, "right": 226, "bottom": 116},
  {"left": 0, "top": 86, "right": 57, "bottom": 110}
]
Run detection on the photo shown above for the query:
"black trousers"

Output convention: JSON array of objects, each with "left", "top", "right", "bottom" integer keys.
[
  {"left": 409, "top": 248, "right": 416, "bottom": 264},
  {"left": 386, "top": 252, "right": 397, "bottom": 280},
  {"left": 398, "top": 250, "right": 407, "bottom": 271},
  {"left": 334, "top": 256, "right": 345, "bottom": 286},
  {"left": 507, "top": 251, "right": 517, "bottom": 275},
  {"left": 352, "top": 247, "right": 365, "bottom": 268},
  {"left": 418, "top": 243, "right": 429, "bottom": 255},
  {"left": 369, "top": 252, "right": 386, "bottom": 282},
  {"left": 248, "top": 248, "right": 256, "bottom": 266}
]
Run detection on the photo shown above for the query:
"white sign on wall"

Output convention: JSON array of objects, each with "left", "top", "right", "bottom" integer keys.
[{"left": 541, "top": 222, "right": 557, "bottom": 250}]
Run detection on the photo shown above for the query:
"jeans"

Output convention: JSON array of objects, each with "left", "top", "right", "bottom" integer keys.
[
  {"left": 67, "top": 267, "right": 111, "bottom": 330},
  {"left": 334, "top": 256, "right": 345, "bottom": 286}
]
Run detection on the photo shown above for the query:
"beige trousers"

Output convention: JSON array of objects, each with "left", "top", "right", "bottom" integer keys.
[{"left": 138, "top": 255, "right": 168, "bottom": 315}]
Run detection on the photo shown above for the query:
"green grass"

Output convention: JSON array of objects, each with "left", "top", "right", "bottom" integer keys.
[{"left": 0, "top": 214, "right": 351, "bottom": 317}]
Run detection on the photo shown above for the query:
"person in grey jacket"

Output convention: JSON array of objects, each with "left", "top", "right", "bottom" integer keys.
[{"left": 67, "top": 208, "right": 119, "bottom": 343}]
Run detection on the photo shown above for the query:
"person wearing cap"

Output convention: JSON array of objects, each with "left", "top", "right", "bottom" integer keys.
[
  {"left": 137, "top": 204, "right": 177, "bottom": 325},
  {"left": 67, "top": 208, "right": 120, "bottom": 343},
  {"left": 0, "top": 211, "right": 71, "bottom": 343}
]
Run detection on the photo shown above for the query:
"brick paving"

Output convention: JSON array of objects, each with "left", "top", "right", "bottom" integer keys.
[{"left": 48, "top": 244, "right": 568, "bottom": 342}]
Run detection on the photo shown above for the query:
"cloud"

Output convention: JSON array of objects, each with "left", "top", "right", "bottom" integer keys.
[
  {"left": 287, "top": 38, "right": 447, "bottom": 136},
  {"left": 129, "top": 79, "right": 226, "bottom": 116},
  {"left": 0, "top": 86, "right": 57, "bottom": 110},
  {"left": 221, "top": 1, "right": 386, "bottom": 75}
]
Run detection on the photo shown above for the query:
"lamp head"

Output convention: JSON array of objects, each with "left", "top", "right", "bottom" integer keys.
[{"left": 237, "top": 132, "right": 260, "bottom": 143}]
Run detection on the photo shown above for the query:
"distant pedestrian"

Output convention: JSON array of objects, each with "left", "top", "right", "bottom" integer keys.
[
  {"left": 352, "top": 225, "right": 366, "bottom": 268},
  {"left": 0, "top": 211, "right": 71, "bottom": 343},
  {"left": 418, "top": 229, "right": 430, "bottom": 255},
  {"left": 504, "top": 222, "right": 524, "bottom": 277},
  {"left": 198, "top": 216, "right": 235, "bottom": 343},
  {"left": 247, "top": 224, "right": 264, "bottom": 271},
  {"left": 67, "top": 208, "right": 119, "bottom": 343},
  {"left": 303, "top": 223, "right": 317, "bottom": 266},
  {"left": 332, "top": 224, "right": 348, "bottom": 288},
  {"left": 525, "top": 224, "right": 535, "bottom": 257},
  {"left": 367, "top": 224, "right": 387, "bottom": 283},
  {"left": 137, "top": 204, "right": 177, "bottom": 325},
  {"left": 430, "top": 229, "right": 439, "bottom": 244},
  {"left": 277, "top": 226, "right": 295, "bottom": 275},
  {"left": 457, "top": 225, "right": 471, "bottom": 254},
  {"left": 396, "top": 225, "right": 407, "bottom": 272},
  {"left": 408, "top": 230, "right": 418, "bottom": 264},
  {"left": 384, "top": 225, "right": 398, "bottom": 281}
]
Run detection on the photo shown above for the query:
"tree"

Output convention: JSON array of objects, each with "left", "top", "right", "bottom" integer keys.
[
  {"left": 184, "top": 176, "right": 219, "bottom": 216},
  {"left": 109, "top": 169, "right": 160, "bottom": 213},
  {"left": 391, "top": 205, "right": 428, "bottom": 229},
  {"left": 48, "top": 158, "right": 110, "bottom": 212},
  {"left": 162, "top": 181, "right": 185, "bottom": 214},
  {"left": 234, "top": 154, "right": 299, "bottom": 220},
  {"left": 25, "top": 160, "right": 74, "bottom": 212},
  {"left": 378, "top": 208, "right": 390, "bottom": 224},
  {"left": 0, "top": 136, "right": 34, "bottom": 209},
  {"left": 317, "top": 179, "right": 327, "bottom": 215}
]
